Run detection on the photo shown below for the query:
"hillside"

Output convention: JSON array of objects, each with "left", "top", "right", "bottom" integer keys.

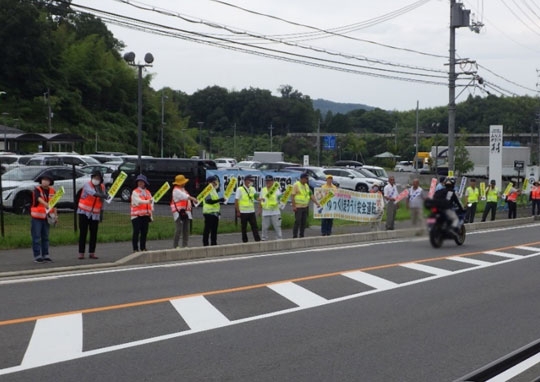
[{"left": 312, "top": 99, "right": 376, "bottom": 115}]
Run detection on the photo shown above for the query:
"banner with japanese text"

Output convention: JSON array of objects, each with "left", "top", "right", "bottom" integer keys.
[{"left": 313, "top": 187, "right": 384, "bottom": 223}]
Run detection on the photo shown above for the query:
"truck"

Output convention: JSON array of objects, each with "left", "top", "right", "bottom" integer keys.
[
  {"left": 432, "top": 145, "right": 531, "bottom": 179},
  {"left": 252, "top": 151, "right": 284, "bottom": 162}
]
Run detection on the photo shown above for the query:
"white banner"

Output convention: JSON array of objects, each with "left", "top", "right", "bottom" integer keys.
[{"left": 313, "top": 188, "right": 384, "bottom": 223}]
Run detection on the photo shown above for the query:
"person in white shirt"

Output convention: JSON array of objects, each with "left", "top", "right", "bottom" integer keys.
[
  {"left": 406, "top": 178, "right": 425, "bottom": 227},
  {"left": 383, "top": 176, "right": 399, "bottom": 230}
]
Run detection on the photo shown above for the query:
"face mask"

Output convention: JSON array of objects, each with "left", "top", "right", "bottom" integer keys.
[{"left": 92, "top": 179, "right": 101, "bottom": 186}]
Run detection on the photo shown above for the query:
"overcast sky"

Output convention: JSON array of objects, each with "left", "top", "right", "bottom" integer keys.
[{"left": 72, "top": 0, "right": 540, "bottom": 111}]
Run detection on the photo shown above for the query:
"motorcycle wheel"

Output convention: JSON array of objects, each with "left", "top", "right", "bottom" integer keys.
[
  {"left": 454, "top": 225, "right": 466, "bottom": 245},
  {"left": 429, "top": 229, "right": 443, "bottom": 248}
]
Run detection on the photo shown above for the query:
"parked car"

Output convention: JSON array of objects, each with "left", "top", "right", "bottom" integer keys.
[
  {"left": 57, "top": 154, "right": 101, "bottom": 167},
  {"left": 214, "top": 157, "right": 237, "bottom": 168},
  {"left": 394, "top": 161, "right": 415, "bottom": 172},
  {"left": 1, "top": 166, "right": 89, "bottom": 214},
  {"left": 361, "top": 165, "right": 389, "bottom": 182},
  {"left": 256, "top": 162, "right": 299, "bottom": 171},
  {"left": 353, "top": 167, "right": 387, "bottom": 186},
  {"left": 79, "top": 164, "right": 116, "bottom": 188},
  {"left": 111, "top": 157, "right": 217, "bottom": 202},
  {"left": 283, "top": 166, "right": 339, "bottom": 191},
  {"left": 0, "top": 154, "right": 33, "bottom": 173},
  {"left": 334, "top": 160, "right": 363, "bottom": 168},
  {"left": 234, "top": 160, "right": 261, "bottom": 170},
  {"left": 26, "top": 155, "right": 65, "bottom": 166},
  {"left": 323, "top": 168, "right": 380, "bottom": 192}
]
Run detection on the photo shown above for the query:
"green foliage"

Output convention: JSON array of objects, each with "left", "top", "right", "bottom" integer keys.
[{"left": 454, "top": 128, "right": 475, "bottom": 176}]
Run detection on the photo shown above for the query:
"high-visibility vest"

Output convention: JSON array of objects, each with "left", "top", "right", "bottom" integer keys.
[
  {"left": 466, "top": 186, "right": 480, "bottom": 203},
  {"left": 237, "top": 185, "right": 256, "bottom": 212},
  {"left": 486, "top": 187, "right": 499, "bottom": 202},
  {"left": 261, "top": 186, "right": 280, "bottom": 211},
  {"left": 507, "top": 191, "right": 518, "bottom": 202},
  {"left": 293, "top": 181, "right": 311, "bottom": 207},
  {"left": 532, "top": 186, "right": 540, "bottom": 200},
  {"left": 170, "top": 186, "right": 192, "bottom": 213},
  {"left": 78, "top": 182, "right": 105, "bottom": 215},
  {"left": 203, "top": 188, "right": 220, "bottom": 214},
  {"left": 30, "top": 186, "right": 55, "bottom": 220},
  {"left": 131, "top": 188, "right": 153, "bottom": 217}
]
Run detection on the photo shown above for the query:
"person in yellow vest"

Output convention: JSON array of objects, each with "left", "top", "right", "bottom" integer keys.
[
  {"left": 530, "top": 181, "right": 540, "bottom": 216},
  {"left": 321, "top": 174, "right": 337, "bottom": 236},
  {"left": 170, "top": 174, "right": 199, "bottom": 248},
  {"left": 258, "top": 175, "right": 282, "bottom": 241},
  {"left": 291, "top": 173, "right": 320, "bottom": 238},
  {"left": 505, "top": 185, "right": 521, "bottom": 219},
  {"left": 481, "top": 179, "right": 500, "bottom": 222},
  {"left": 202, "top": 175, "right": 225, "bottom": 246},
  {"left": 235, "top": 174, "right": 261, "bottom": 243},
  {"left": 30, "top": 174, "right": 56, "bottom": 263},
  {"left": 131, "top": 174, "right": 154, "bottom": 252},
  {"left": 77, "top": 171, "right": 108, "bottom": 260},
  {"left": 464, "top": 178, "right": 480, "bottom": 223}
]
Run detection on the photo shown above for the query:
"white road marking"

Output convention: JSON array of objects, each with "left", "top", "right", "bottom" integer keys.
[
  {"left": 400, "top": 262, "right": 453, "bottom": 276},
  {"left": 447, "top": 256, "right": 492, "bottom": 267},
  {"left": 514, "top": 245, "right": 540, "bottom": 252},
  {"left": 342, "top": 271, "right": 398, "bottom": 290},
  {"left": 486, "top": 352, "right": 540, "bottom": 382},
  {"left": 21, "top": 313, "right": 82, "bottom": 368},
  {"left": 484, "top": 251, "right": 523, "bottom": 259},
  {"left": 268, "top": 282, "right": 327, "bottom": 308},
  {"left": 169, "top": 296, "right": 230, "bottom": 331}
]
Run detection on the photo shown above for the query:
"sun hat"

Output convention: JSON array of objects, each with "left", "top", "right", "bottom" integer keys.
[
  {"left": 135, "top": 174, "right": 150, "bottom": 187},
  {"left": 36, "top": 174, "right": 54, "bottom": 186},
  {"left": 173, "top": 174, "right": 189, "bottom": 186},
  {"left": 91, "top": 170, "right": 103, "bottom": 184},
  {"left": 265, "top": 175, "right": 274, "bottom": 181},
  {"left": 325, "top": 174, "right": 333, "bottom": 179},
  {"left": 300, "top": 173, "right": 309, "bottom": 179}
]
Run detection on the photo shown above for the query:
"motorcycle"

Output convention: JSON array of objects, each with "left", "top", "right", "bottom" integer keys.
[{"left": 424, "top": 199, "right": 466, "bottom": 248}]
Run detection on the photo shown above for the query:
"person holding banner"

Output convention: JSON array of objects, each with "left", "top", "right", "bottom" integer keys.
[
  {"left": 320, "top": 175, "right": 337, "bottom": 236},
  {"left": 505, "top": 185, "right": 520, "bottom": 219},
  {"left": 291, "top": 173, "right": 320, "bottom": 238},
  {"left": 77, "top": 171, "right": 109, "bottom": 260},
  {"left": 481, "top": 179, "right": 500, "bottom": 222},
  {"left": 235, "top": 175, "right": 261, "bottom": 243},
  {"left": 131, "top": 174, "right": 154, "bottom": 252},
  {"left": 258, "top": 175, "right": 283, "bottom": 241},
  {"left": 30, "top": 174, "right": 56, "bottom": 263},
  {"left": 383, "top": 176, "right": 399, "bottom": 230},
  {"left": 202, "top": 176, "right": 225, "bottom": 246},
  {"left": 464, "top": 178, "right": 480, "bottom": 223},
  {"left": 171, "top": 174, "right": 198, "bottom": 248}
]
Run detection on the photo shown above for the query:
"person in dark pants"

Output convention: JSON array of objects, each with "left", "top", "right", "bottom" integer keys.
[
  {"left": 30, "top": 174, "right": 56, "bottom": 263},
  {"left": 481, "top": 179, "right": 500, "bottom": 222},
  {"left": 77, "top": 171, "right": 108, "bottom": 259},
  {"left": 131, "top": 174, "right": 153, "bottom": 252},
  {"left": 464, "top": 178, "right": 479, "bottom": 223},
  {"left": 291, "top": 173, "right": 320, "bottom": 238},
  {"left": 202, "top": 176, "right": 224, "bottom": 246},
  {"left": 235, "top": 175, "right": 261, "bottom": 243},
  {"left": 506, "top": 186, "right": 520, "bottom": 219},
  {"left": 530, "top": 181, "right": 540, "bottom": 216}
]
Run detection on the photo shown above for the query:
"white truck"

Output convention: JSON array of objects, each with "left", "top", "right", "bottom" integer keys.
[
  {"left": 252, "top": 151, "right": 284, "bottom": 162},
  {"left": 432, "top": 145, "right": 531, "bottom": 179}
]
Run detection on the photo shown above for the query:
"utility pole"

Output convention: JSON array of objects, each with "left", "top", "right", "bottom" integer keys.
[
  {"left": 317, "top": 119, "right": 321, "bottom": 166},
  {"left": 269, "top": 123, "right": 274, "bottom": 152},
  {"left": 415, "top": 101, "right": 419, "bottom": 173},
  {"left": 233, "top": 123, "right": 237, "bottom": 159},
  {"left": 44, "top": 89, "right": 52, "bottom": 133},
  {"left": 160, "top": 92, "right": 167, "bottom": 158}
]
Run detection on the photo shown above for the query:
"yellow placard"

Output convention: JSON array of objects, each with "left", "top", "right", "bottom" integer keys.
[
  {"left": 224, "top": 177, "right": 237, "bottom": 200},
  {"left": 108, "top": 171, "right": 127, "bottom": 199},
  {"left": 503, "top": 182, "right": 513, "bottom": 196},
  {"left": 152, "top": 182, "right": 170, "bottom": 203},
  {"left": 480, "top": 182, "right": 486, "bottom": 198},
  {"left": 48, "top": 186, "right": 65, "bottom": 209},
  {"left": 522, "top": 178, "right": 529, "bottom": 192},
  {"left": 448, "top": 170, "right": 454, "bottom": 177},
  {"left": 280, "top": 184, "right": 293, "bottom": 204},
  {"left": 197, "top": 183, "right": 214, "bottom": 203},
  {"left": 266, "top": 181, "right": 280, "bottom": 199},
  {"left": 318, "top": 190, "right": 334, "bottom": 206}
]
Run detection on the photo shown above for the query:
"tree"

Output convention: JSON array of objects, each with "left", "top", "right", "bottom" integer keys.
[{"left": 454, "top": 128, "right": 474, "bottom": 176}]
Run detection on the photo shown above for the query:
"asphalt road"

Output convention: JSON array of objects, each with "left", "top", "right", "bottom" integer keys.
[{"left": 1, "top": 223, "right": 539, "bottom": 381}]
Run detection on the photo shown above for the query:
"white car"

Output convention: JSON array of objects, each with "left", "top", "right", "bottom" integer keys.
[
  {"left": 1, "top": 166, "right": 89, "bottom": 214},
  {"left": 323, "top": 168, "right": 380, "bottom": 192},
  {"left": 362, "top": 165, "right": 389, "bottom": 182},
  {"left": 234, "top": 160, "right": 261, "bottom": 170},
  {"left": 214, "top": 157, "right": 237, "bottom": 168},
  {"left": 394, "top": 161, "right": 415, "bottom": 172}
]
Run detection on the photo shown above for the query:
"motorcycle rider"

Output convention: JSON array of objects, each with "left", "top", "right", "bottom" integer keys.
[{"left": 432, "top": 176, "right": 465, "bottom": 234}]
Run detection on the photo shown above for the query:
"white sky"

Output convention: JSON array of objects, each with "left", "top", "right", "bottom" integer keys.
[{"left": 72, "top": 0, "right": 540, "bottom": 111}]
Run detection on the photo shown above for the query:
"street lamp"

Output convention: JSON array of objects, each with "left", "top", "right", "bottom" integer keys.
[{"left": 123, "top": 51, "right": 154, "bottom": 173}]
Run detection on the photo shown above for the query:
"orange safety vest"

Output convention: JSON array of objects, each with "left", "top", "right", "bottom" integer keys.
[
  {"left": 78, "top": 182, "right": 105, "bottom": 215},
  {"left": 507, "top": 191, "right": 518, "bottom": 202},
  {"left": 131, "top": 188, "right": 153, "bottom": 217},
  {"left": 30, "top": 186, "right": 56, "bottom": 220},
  {"left": 532, "top": 186, "right": 540, "bottom": 200},
  {"left": 169, "top": 186, "right": 192, "bottom": 213}
]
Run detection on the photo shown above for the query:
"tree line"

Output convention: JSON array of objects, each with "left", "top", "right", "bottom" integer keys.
[{"left": 0, "top": 0, "right": 538, "bottom": 165}]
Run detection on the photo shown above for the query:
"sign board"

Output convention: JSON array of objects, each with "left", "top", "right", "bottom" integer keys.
[
  {"left": 323, "top": 135, "right": 336, "bottom": 150},
  {"left": 514, "top": 160, "right": 524, "bottom": 170}
]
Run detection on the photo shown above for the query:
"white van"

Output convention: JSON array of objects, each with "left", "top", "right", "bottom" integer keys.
[{"left": 394, "top": 161, "right": 414, "bottom": 172}]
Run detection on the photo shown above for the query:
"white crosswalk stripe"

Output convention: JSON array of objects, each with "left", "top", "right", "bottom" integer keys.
[
  {"left": 484, "top": 251, "right": 523, "bottom": 259},
  {"left": 170, "top": 296, "right": 230, "bottom": 331},
  {"left": 268, "top": 282, "right": 327, "bottom": 308},
  {"left": 514, "top": 246, "right": 540, "bottom": 252},
  {"left": 448, "top": 256, "right": 492, "bottom": 266},
  {"left": 343, "top": 271, "right": 398, "bottom": 290},
  {"left": 400, "top": 262, "right": 453, "bottom": 276}
]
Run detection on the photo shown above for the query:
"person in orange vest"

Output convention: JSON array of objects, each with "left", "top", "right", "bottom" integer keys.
[
  {"left": 505, "top": 185, "right": 521, "bottom": 219},
  {"left": 77, "top": 170, "right": 109, "bottom": 260},
  {"left": 131, "top": 174, "right": 154, "bottom": 252},
  {"left": 30, "top": 174, "right": 56, "bottom": 263},
  {"left": 170, "top": 174, "right": 198, "bottom": 248},
  {"left": 530, "top": 181, "right": 540, "bottom": 216}
]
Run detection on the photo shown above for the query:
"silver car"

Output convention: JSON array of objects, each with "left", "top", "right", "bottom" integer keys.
[{"left": 323, "top": 168, "right": 381, "bottom": 193}]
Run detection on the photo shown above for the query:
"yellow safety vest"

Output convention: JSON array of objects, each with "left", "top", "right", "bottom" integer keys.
[
  {"left": 203, "top": 188, "right": 220, "bottom": 214},
  {"left": 293, "top": 181, "right": 311, "bottom": 208},
  {"left": 486, "top": 187, "right": 499, "bottom": 202},
  {"left": 237, "top": 185, "right": 256, "bottom": 212},
  {"left": 466, "top": 186, "right": 479, "bottom": 203},
  {"left": 261, "top": 186, "right": 280, "bottom": 211}
]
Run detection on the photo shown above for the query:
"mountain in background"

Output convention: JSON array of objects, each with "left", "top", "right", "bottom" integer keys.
[{"left": 312, "top": 98, "right": 376, "bottom": 115}]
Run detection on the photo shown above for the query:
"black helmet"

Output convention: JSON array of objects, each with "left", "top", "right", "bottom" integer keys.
[{"left": 445, "top": 177, "right": 456, "bottom": 187}]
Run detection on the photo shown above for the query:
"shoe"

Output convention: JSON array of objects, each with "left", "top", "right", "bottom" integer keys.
[
  {"left": 42, "top": 257, "right": 53, "bottom": 262},
  {"left": 78, "top": 253, "right": 85, "bottom": 260},
  {"left": 34, "top": 258, "right": 44, "bottom": 263},
  {"left": 89, "top": 254, "right": 99, "bottom": 259}
]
